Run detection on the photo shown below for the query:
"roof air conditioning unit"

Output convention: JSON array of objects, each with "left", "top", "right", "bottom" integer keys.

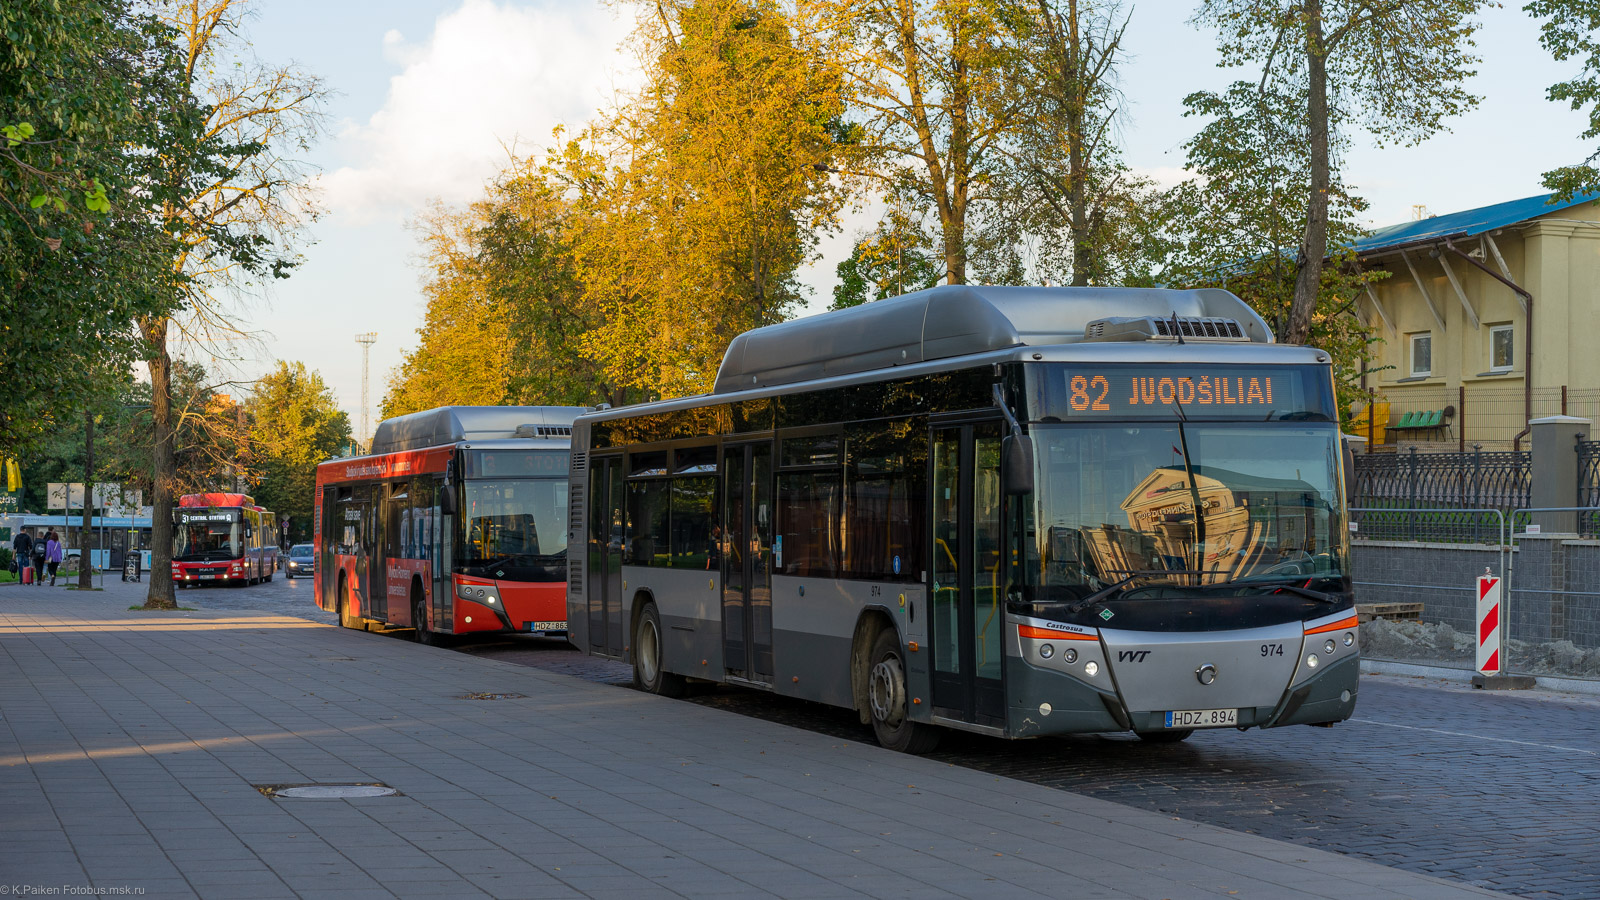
[{"left": 1083, "top": 316, "right": 1249, "bottom": 343}]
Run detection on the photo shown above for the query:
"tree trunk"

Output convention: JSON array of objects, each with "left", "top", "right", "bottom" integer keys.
[
  {"left": 144, "top": 317, "right": 177, "bottom": 609},
  {"left": 79, "top": 411, "right": 93, "bottom": 589},
  {"left": 1066, "top": 0, "right": 1092, "bottom": 287},
  {"left": 1289, "top": 0, "right": 1329, "bottom": 346}
]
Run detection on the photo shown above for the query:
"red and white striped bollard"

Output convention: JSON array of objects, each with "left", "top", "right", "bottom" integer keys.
[{"left": 1476, "top": 568, "right": 1502, "bottom": 676}]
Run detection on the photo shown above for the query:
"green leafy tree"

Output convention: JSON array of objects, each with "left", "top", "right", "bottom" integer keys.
[
  {"left": 248, "top": 361, "right": 350, "bottom": 542},
  {"left": 1192, "top": 0, "right": 1484, "bottom": 345},
  {"left": 1163, "top": 81, "right": 1381, "bottom": 407},
  {"left": 142, "top": 0, "right": 327, "bottom": 609},
  {"left": 984, "top": 0, "right": 1169, "bottom": 286},
  {"left": 0, "top": 1, "right": 188, "bottom": 457},
  {"left": 1527, "top": 0, "right": 1600, "bottom": 199},
  {"left": 384, "top": 172, "right": 614, "bottom": 419},
  {"left": 812, "top": 0, "right": 1029, "bottom": 286},
  {"left": 831, "top": 208, "right": 943, "bottom": 309}
]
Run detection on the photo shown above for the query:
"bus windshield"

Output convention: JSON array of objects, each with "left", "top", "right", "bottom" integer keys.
[
  {"left": 461, "top": 478, "right": 569, "bottom": 581},
  {"left": 174, "top": 522, "right": 242, "bottom": 561},
  {"left": 1022, "top": 423, "right": 1348, "bottom": 604}
]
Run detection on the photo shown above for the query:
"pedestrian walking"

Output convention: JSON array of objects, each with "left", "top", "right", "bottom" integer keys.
[
  {"left": 11, "top": 527, "right": 33, "bottom": 582},
  {"left": 45, "top": 531, "right": 63, "bottom": 586},
  {"left": 30, "top": 531, "right": 47, "bottom": 587}
]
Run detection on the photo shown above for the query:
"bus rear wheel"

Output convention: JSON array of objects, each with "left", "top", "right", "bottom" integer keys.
[
  {"left": 867, "top": 629, "right": 940, "bottom": 754},
  {"left": 337, "top": 575, "right": 362, "bottom": 630},
  {"left": 633, "top": 604, "right": 686, "bottom": 698}
]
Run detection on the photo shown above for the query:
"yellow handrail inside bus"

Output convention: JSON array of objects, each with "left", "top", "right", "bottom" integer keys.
[{"left": 978, "top": 560, "right": 1000, "bottom": 671}]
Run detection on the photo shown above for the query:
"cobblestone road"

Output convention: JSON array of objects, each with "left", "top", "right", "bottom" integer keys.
[
  {"left": 193, "top": 579, "right": 1600, "bottom": 899},
  {"left": 173, "top": 566, "right": 336, "bottom": 625}
]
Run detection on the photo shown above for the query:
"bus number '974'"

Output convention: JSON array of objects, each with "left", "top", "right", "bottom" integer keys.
[{"left": 1261, "top": 643, "right": 1284, "bottom": 656}]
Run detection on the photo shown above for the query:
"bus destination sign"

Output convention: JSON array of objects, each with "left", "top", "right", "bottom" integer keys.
[
  {"left": 1039, "top": 364, "right": 1330, "bottom": 420},
  {"left": 465, "top": 449, "right": 570, "bottom": 479}
]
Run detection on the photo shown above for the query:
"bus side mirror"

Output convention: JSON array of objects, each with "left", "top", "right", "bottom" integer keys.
[
  {"left": 441, "top": 459, "right": 459, "bottom": 516},
  {"left": 1002, "top": 434, "right": 1035, "bottom": 496}
]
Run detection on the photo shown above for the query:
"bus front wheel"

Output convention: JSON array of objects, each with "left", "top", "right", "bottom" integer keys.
[
  {"left": 633, "top": 604, "right": 686, "bottom": 698},
  {"left": 867, "top": 629, "right": 940, "bottom": 754},
  {"left": 414, "top": 581, "right": 444, "bottom": 647}
]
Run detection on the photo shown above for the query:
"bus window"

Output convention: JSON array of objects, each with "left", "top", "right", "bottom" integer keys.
[
  {"left": 670, "top": 476, "right": 717, "bottom": 569},
  {"left": 843, "top": 419, "right": 925, "bottom": 582},
  {"left": 777, "top": 471, "right": 841, "bottom": 577},
  {"left": 626, "top": 478, "right": 669, "bottom": 566}
]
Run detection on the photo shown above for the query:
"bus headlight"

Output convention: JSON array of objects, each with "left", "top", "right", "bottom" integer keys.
[
  {"left": 1324, "top": 639, "right": 1336, "bottom": 654},
  {"left": 1306, "top": 654, "right": 1319, "bottom": 669},
  {"left": 1063, "top": 648, "right": 1078, "bottom": 664},
  {"left": 1039, "top": 644, "right": 1054, "bottom": 659}
]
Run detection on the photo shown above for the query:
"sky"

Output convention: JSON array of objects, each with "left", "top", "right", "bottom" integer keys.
[{"left": 235, "top": 0, "right": 1595, "bottom": 436}]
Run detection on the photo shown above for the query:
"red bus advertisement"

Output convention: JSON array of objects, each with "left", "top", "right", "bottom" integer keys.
[
  {"left": 313, "top": 406, "right": 582, "bottom": 642},
  {"left": 172, "top": 493, "right": 280, "bottom": 586}
]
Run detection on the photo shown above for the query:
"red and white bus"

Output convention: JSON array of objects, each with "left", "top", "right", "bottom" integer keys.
[
  {"left": 313, "top": 406, "right": 582, "bottom": 642},
  {"left": 172, "top": 493, "right": 280, "bottom": 586}
]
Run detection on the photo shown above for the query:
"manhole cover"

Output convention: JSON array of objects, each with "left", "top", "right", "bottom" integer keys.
[
  {"left": 461, "top": 692, "right": 526, "bottom": 700},
  {"left": 256, "top": 783, "right": 399, "bottom": 800}
]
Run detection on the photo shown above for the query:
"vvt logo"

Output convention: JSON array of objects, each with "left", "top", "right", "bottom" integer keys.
[{"left": 1117, "top": 650, "right": 1152, "bottom": 663}]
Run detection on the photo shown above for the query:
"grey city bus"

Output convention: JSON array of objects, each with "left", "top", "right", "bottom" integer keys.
[{"left": 566, "top": 285, "right": 1359, "bottom": 753}]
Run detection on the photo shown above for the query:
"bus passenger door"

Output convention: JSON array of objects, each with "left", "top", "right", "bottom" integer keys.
[
  {"left": 588, "top": 456, "right": 625, "bottom": 658},
  {"left": 722, "top": 442, "right": 773, "bottom": 680},
  {"left": 432, "top": 475, "right": 452, "bottom": 632},
  {"left": 929, "top": 422, "right": 1006, "bottom": 728}
]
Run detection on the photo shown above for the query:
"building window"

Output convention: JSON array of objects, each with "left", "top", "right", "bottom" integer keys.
[
  {"left": 1409, "top": 333, "right": 1432, "bottom": 378},
  {"left": 1490, "top": 324, "right": 1514, "bottom": 372}
]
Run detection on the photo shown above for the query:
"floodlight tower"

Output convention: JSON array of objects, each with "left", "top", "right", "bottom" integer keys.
[{"left": 355, "top": 332, "right": 378, "bottom": 450}]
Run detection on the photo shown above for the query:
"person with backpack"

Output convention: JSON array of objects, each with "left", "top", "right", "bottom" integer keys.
[
  {"left": 12, "top": 528, "right": 33, "bottom": 582},
  {"left": 45, "top": 531, "right": 63, "bottom": 586},
  {"left": 30, "top": 531, "right": 47, "bottom": 587}
]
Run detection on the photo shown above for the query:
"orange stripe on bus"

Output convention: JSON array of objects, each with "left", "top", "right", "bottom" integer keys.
[
  {"left": 1018, "top": 625, "right": 1098, "bottom": 641},
  {"left": 1305, "top": 615, "right": 1359, "bottom": 635}
]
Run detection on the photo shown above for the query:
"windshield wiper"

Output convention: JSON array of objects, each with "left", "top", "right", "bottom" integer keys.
[
  {"left": 1213, "top": 578, "right": 1340, "bottom": 604},
  {"left": 1173, "top": 408, "right": 1206, "bottom": 584},
  {"left": 1043, "top": 570, "right": 1212, "bottom": 613}
]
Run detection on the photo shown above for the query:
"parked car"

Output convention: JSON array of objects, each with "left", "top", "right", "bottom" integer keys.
[{"left": 284, "top": 543, "right": 315, "bottom": 579}]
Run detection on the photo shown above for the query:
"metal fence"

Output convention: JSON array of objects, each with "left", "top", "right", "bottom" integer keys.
[
  {"left": 1351, "top": 506, "right": 1600, "bottom": 682},
  {"left": 1358, "top": 385, "right": 1600, "bottom": 451},
  {"left": 1350, "top": 448, "right": 1529, "bottom": 542},
  {"left": 1579, "top": 442, "right": 1600, "bottom": 536}
]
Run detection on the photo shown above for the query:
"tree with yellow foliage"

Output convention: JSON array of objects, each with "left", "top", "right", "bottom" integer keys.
[{"left": 555, "top": 0, "right": 847, "bottom": 400}]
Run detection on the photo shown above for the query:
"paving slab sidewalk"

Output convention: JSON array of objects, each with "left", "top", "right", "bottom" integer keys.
[{"left": 0, "top": 583, "right": 1505, "bottom": 899}]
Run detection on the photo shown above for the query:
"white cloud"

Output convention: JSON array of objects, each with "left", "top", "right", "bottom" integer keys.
[
  {"left": 1131, "top": 164, "right": 1193, "bottom": 191},
  {"left": 324, "top": 0, "right": 636, "bottom": 220}
]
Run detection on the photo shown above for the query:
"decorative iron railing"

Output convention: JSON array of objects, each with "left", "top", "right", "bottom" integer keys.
[
  {"left": 1577, "top": 441, "right": 1600, "bottom": 536},
  {"left": 1350, "top": 447, "right": 1530, "bottom": 543}
]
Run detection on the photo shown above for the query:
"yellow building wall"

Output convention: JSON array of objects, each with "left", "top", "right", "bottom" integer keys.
[{"left": 1356, "top": 199, "right": 1600, "bottom": 448}]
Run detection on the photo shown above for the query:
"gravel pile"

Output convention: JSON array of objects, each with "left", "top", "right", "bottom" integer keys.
[{"left": 1360, "top": 618, "right": 1600, "bottom": 677}]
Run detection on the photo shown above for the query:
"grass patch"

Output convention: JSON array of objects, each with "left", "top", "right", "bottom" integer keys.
[
  {"left": 127, "top": 604, "right": 197, "bottom": 610},
  {"left": 63, "top": 586, "right": 104, "bottom": 591}
]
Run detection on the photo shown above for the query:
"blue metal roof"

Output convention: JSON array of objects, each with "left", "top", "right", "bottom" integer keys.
[{"left": 1354, "top": 190, "right": 1600, "bottom": 255}]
